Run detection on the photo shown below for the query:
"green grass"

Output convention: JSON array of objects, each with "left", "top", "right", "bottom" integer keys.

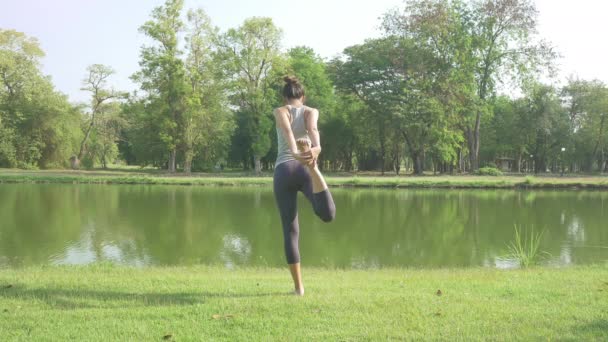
[
  {"left": 0, "top": 264, "right": 607, "bottom": 340},
  {"left": 503, "top": 225, "right": 549, "bottom": 268},
  {"left": 2, "top": 168, "right": 608, "bottom": 189}
]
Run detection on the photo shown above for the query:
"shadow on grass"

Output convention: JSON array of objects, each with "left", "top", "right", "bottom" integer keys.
[
  {"left": 0, "top": 284, "right": 288, "bottom": 310},
  {"left": 574, "top": 319, "right": 608, "bottom": 338}
]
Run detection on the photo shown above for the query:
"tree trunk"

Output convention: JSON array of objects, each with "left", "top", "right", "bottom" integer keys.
[
  {"left": 394, "top": 157, "right": 401, "bottom": 175},
  {"left": 168, "top": 148, "right": 176, "bottom": 173},
  {"left": 70, "top": 156, "right": 80, "bottom": 169},
  {"left": 184, "top": 150, "right": 193, "bottom": 174},
  {"left": 600, "top": 147, "right": 606, "bottom": 174},
  {"left": 379, "top": 138, "right": 386, "bottom": 175},
  {"left": 412, "top": 151, "right": 424, "bottom": 175},
  {"left": 74, "top": 119, "right": 95, "bottom": 169},
  {"left": 467, "top": 125, "right": 480, "bottom": 172},
  {"left": 458, "top": 148, "right": 464, "bottom": 173},
  {"left": 254, "top": 155, "right": 262, "bottom": 175},
  {"left": 516, "top": 152, "right": 522, "bottom": 173}
]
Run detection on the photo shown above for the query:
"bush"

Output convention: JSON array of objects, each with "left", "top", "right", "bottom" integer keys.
[{"left": 476, "top": 167, "right": 503, "bottom": 176}]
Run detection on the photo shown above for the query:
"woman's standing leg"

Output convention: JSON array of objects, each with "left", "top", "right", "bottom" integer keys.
[{"left": 274, "top": 162, "right": 305, "bottom": 295}]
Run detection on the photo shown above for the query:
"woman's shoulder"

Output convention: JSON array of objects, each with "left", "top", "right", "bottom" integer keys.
[
  {"left": 304, "top": 106, "right": 319, "bottom": 118},
  {"left": 273, "top": 106, "right": 289, "bottom": 115}
]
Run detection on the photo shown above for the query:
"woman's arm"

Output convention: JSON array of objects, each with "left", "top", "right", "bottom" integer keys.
[
  {"left": 274, "top": 107, "right": 298, "bottom": 154},
  {"left": 305, "top": 108, "right": 322, "bottom": 162}
]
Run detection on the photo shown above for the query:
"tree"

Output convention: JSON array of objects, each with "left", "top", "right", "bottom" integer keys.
[
  {"left": 182, "top": 8, "right": 234, "bottom": 173},
  {"left": 333, "top": 35, "right": 465, "bottom": 175},
  {"left": 565, "top": 79, "right": 608, "bottom": 172},
  {"left": 383, "top": 0, "right": 556, "bottom": 171},
  {"left": 218, "top": 17, "right": 282, "bottom": 174},
  {"left": 74, "top": 64, "right": 123, "bottom": 169},
  {"left": 332, "top": 38, "right": 401, "bottom": 174},
  {"left": 132, "top": 0, "right": 187, "bottom": 173},
  {"left": 120, "top": 96, "right": 170, "bottom": 168},
  {"left": 82, "top": 102, "right": 125, "bottom": 169},
  {"left": 521, "top": 84, "right": 569, "bottom": 173},
  {"left": 0, "top": 29, "right": 81, "bottom": 169}
]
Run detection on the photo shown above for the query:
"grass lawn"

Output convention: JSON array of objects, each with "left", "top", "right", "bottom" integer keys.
[
  {"left": 0, "top": 264, "right": 607, "bottom": 340},
  {"left": 2, "top": 168, "right": 608, "bottom": 189}
]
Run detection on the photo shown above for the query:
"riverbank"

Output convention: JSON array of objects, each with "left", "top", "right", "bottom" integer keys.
[
  {"left": 0, "top": 264, "right": 606, "bottom": 340},
  {"left": 1, "top": 168, "right": 608, "bottom": 189}
]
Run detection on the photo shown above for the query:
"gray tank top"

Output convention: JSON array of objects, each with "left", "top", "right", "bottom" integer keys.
[{"left": 275, "top": 105, "right": 310, "bottom": 167}]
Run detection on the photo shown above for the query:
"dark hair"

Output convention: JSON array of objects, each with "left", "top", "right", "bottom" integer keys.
[{"left": 282, "top": 76, "right": 305, "bottom": 99}]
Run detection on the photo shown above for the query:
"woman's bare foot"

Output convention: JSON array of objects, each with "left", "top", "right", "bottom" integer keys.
[
  {"left": 296, "top": 138, "right": 327, "bottom": 192},
  {"left": 296, "top": 138, "right": 311, "bottom": 153},
  {"left": 293, "top": 288, "right": 305, "bottom": 296},
  {"left": 296, "top": 138, "right": 315, "bottom": 168}
]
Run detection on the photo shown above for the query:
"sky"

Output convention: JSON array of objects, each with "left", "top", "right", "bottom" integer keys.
[{"left": 1, "top": 0, "right": 607, "bottom": 103}]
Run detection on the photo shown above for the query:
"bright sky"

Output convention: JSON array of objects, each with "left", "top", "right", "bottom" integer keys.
[{"left": 1, "top": 0, "right": 607, "bottom": 103}]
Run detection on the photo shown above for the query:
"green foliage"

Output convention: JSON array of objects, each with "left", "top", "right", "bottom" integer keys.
[
  {"left": 476, "top": 167, "right": 503, "bottom": 176},
  {"left": 132, "top": 0, "right": 188, "bottom": 172},
  {"left": 382, "top": 0, "right": 556, "bottom": 171},
  {"left": 2, "top": 4, "right": 606, "bottom": 175},
  {"left": 77, "top": 65, "right": 124, "bottom": 169},
  {"left": 217, "top": 17, "right": 283, "bottom": 172},
  {"left": 0, "top": 29, "right": 82, "bottom": 169},
  {"left": 0, "top": 126, "right": 17, "bottom": 167}
]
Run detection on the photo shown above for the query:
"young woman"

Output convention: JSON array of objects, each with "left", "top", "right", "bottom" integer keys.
[{"left": 273, "top": 76, "right": 336, "bottom": 296}]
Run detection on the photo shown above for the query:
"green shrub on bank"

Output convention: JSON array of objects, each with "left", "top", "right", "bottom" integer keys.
[{"left": 476, "top": 167, "right": 503, "bottom": 176}]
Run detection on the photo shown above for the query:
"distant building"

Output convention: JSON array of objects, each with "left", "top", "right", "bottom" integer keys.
[{"left": 495, "top": 157, "right": 515, "bottom": 172}]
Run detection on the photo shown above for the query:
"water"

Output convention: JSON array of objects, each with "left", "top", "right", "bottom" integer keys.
[{"left": 0, "top": 184, "right": 607, "bottom": 268}]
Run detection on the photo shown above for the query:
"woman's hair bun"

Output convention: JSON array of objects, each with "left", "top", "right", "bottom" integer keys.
[
  {"left": 283, "top": 76, "right": 299, "bottom": 85},
  {"left": 282, "top": 75, "right": 305, "bottom": 99}
]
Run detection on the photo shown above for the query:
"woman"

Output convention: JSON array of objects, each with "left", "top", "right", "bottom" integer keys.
[{"left": 273, "top": 76, "right": 336, "bottom": 296}]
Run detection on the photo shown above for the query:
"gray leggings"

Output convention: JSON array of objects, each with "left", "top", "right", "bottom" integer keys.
[{"left": 273, "top": 160, "right": 336, "bottom": 264}]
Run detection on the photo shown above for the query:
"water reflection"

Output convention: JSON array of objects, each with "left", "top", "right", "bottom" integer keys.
[
  {"left": 220, "top": 234, "right": 252, "bottom": 269},
  {"left": 0, "top": 184, "right": 607, "bottom": 269}
]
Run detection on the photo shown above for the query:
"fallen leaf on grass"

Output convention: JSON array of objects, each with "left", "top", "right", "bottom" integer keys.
[
  {"left": 212, "top": 314, "right": 235, "bottom": 320},
  {"left": 434, "top": 312, "right": 442, "bottom": 317},
  {"left": 162, "top": 334, "right": 173, "bottom": 340},
  {"left": 436, "top": 289, "right": 442, "bottom": 296}
]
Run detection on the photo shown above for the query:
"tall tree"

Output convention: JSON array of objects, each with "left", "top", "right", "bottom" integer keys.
[
  {"left": 332, "top": 38, "right": 400, "bottom": 174},
  {"left": 383, "top": 0, "right": 555, "bottom": 171},
  {"left": 0, "top": 29, "right": 81, "bottom": 169},
  {"left": 565, "top": 80, "right": 608, "bottom": 172},
  {"left": 522, "top": 84, "right": 569, "bottom": 173},
  {"left": 74, "top": 64, "right": 122, "bottom": 169},
  {"left": 333, "top": 36, "right": 465, "bottom": 175},
  {"left": 218, "top": 17, "right": 282, "bottom": 174},
  {"left": 182, "top": 8, "right": 233, "bottom": 173},
  {"left": 81, "top": 102, "right": 125, "bottom": 169},
  {"left": 133, "top": 0, "right": 187, "bottom": 173}
]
